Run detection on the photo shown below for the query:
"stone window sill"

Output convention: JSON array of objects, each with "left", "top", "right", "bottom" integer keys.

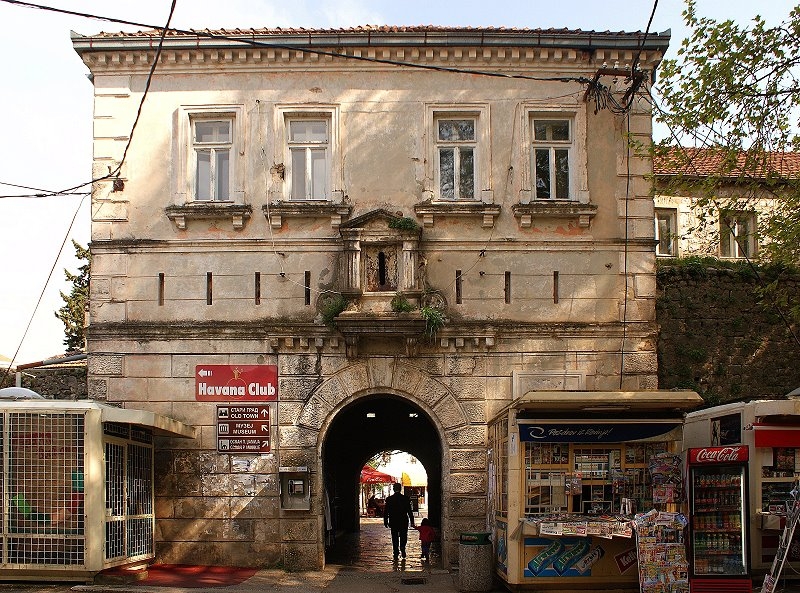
[
  {"left": 413, "top": 200, "right": 501, "bottom": 228},
  {"left": 165, "top": 203, "right": 252, "bottom": 230},
  {"left": 263, "top": 201, "right": 353, "bottom": 229},
  {"left": 511, "top": 201, "right": 597, "bottom": 228}
]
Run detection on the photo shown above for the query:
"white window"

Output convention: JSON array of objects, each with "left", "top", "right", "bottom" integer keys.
[
  {"left": 531, "top": 119, "right": 571, "bottom": 200},
  {"left": 173, "top": 105, "right": 243, "bottom": 207},
  {"left": 287, "top": 118, "right": 330, "bottom": 200},
  {"left": 720, "top": 211, "right": 756, "bottom": 258},
  {"left": 436, "top": 118, "right": 477, "bottom": 200},
  {"left": 192, "top": 119, "right": 232, "bottom": 201},
  {"left": 424, "top": 105, "right": 491, "bottom": 204},
  {"left": 655, "top": 208, "right": 678, "bottom": 257}
]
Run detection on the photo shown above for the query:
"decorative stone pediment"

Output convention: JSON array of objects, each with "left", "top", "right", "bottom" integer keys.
[
  {"left": 338, "top": 209, "right": 422, "bottom": 301},
  {"left": 329, "top": 209, "right": 432, "bottom": 356}
]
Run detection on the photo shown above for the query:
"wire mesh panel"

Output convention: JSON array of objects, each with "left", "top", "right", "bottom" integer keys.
[
  {"left": 127, "top": 444, "right": 153, "bottom": 558},
  {"left": 104, "top": 434, "right": 154, "bottom": 563},
  {"left": 104, "top": 442, "right": 125, "bottom": 561},
  {"left": 5, "top": 412, "right": 85, "bottom": 566}
]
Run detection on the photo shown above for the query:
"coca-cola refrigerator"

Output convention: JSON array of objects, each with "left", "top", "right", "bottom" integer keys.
[{"left": 687, "top": 445, "right": 751, "bottom": 593}]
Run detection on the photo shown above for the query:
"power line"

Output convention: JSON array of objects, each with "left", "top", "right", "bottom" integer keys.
[{"left": 1, "top": 194, "right": 88, "bottom": 384}]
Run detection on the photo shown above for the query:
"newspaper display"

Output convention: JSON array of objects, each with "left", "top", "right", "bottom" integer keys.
[{"left": 633, "top": 510, "right": 689, "bottom": 593}]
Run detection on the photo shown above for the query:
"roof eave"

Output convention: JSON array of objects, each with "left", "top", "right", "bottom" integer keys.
[{"left": 71, "top": 28, "right": 670, "bottom": 56}]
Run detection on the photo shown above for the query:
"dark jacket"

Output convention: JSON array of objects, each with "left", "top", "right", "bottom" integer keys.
[{"left": 383, "top": 491, "right": 414, "bottom": 528}]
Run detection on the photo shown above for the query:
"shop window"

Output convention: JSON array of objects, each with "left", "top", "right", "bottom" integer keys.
[
  {"left": 6, "top": 412, "right": 86, "bottom": 565},
  {"left": 523, "top": 442, "right": 670, "bottom": 517},
  {"left": 490, "top": 420, "right": 509, "bottom": 516}
]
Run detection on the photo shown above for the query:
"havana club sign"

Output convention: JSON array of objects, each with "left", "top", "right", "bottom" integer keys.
[
  {"left": 688, "top": 445, "right": 749, "bottom": 464},
  {"left": 195, "top": 364, "right": 278, "bottom": 401}
]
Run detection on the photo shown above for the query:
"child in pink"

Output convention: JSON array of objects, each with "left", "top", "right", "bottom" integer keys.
[{"left": 413, "top": 517, "right": 436, "bottom": 561}]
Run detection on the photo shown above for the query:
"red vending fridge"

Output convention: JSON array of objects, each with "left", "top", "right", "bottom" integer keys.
[{"left": 687, "top": 445, "right": 751, "bottom": 593}]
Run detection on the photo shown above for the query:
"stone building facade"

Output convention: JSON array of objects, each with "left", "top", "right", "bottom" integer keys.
[{"left": 72, "top": 26, "right": 668, "bottom": 570}]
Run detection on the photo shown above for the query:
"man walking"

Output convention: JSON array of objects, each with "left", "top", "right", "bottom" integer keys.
[{"left": 384, "top": 482, "right": 415, "bottom": 559}]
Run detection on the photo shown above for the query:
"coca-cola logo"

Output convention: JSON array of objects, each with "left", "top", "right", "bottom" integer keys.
[{"left": 691, "top": 446, "right": 748, "bottom": 463}]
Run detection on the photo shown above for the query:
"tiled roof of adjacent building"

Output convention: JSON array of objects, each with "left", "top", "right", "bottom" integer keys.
[{"left": 653, "top": 147, "right": 800, "bottom": 179}]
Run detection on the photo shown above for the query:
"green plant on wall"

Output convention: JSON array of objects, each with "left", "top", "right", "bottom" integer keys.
[
  {"left": 388, "top": 216, "right": 420, "bottom": 232},
  {"left": 420, "top": 306, "right": 446, "bottom": 337},
  {"left": 320, "top": 294, "right": 348, "bottom": 327},
  {"left": 390, "top": 293, "right": 415, "bottom": 313}
]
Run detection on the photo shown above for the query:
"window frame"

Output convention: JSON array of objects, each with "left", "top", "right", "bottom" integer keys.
[
  {"left": 654, "top": 208, "right": 679, "bottom": 257},
  {"left": 520, "top": 106, "right": 588, "bottom": 204},
  {"left": 275, "top": 105, "right": 341, "bottom": 203},
  {"left": 435, "top": 116, "right": 478, "bottom": 201},
  {"left": 174, "top": 105, "right": 245, "bottom": 205},
  {"left": 287, "top": 118, "right": 330, "bottom": 201},
  {"left": 720, "top": 211, "right": 757, "bottom": 259},
  {"left": 531, "top": 118, "right": 572, "bottom": 200},
  {"left": 425, "top": 104, "right": 491, "bottom": 203},
  {"left": 192, "top": 118, "right": 233, "bottom": 202}
]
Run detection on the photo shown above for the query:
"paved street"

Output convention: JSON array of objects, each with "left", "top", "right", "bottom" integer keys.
[{"left": 2, "top": 519, "right": 800, "bottom": 593}]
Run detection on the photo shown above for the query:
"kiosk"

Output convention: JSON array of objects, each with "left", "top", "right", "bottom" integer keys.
[
  {"left": 489, "top": 390, "right": 702, "bottom": 591},
  {"left": 683, "top": 392, "right": 800, "bottom": 581},
  {"left": 0, "top": 395, "right": 194, "bottom": 581}
]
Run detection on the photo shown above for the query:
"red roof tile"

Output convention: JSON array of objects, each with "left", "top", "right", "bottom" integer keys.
[{"left": 653, "top": 147, "right": 800, "bottom": 180}]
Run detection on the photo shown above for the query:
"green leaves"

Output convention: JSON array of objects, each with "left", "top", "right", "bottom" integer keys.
[{"left": 55, "top": 240, "right": 90, "bottom": 352}]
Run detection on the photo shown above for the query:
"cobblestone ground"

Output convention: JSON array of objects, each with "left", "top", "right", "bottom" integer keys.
[{"left": 326, "top": 517, "right": 443, "bottom": 572}]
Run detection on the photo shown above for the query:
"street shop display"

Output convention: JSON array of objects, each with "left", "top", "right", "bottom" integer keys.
[{"left": 634, "top": 510, "right": 689, "bottom": 593}]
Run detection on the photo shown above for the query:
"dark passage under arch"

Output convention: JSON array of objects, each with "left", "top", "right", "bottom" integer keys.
[{"left": 322, "top": 395, "right": 442, "bottom": 543}]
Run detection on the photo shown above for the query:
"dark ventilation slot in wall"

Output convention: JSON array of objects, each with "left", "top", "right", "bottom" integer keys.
[
  {"left": 305, "top": 271, "right": 311, "bottom": 306},
  {"left": 504, "top": 271, "right": 511, "bottom": 304},
  {"left": 455, "top": 269, "right": 462, "bottom": 304},
  {"left": 158, "top": 273, "right": 165, "bottom": 306},
  {"left": 255, "top": 272, "right": 261, "bottom": 305},
  {"left": 553, "top": 271, "right": 559, "bottom": 304},
  {"left": 206, "top": 272, "right": 213, "bottom": 305}
]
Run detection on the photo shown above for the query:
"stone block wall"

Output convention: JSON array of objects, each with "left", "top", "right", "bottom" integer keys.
[{"left": 657, "top": 263, "right": 800, "bottom": 402}]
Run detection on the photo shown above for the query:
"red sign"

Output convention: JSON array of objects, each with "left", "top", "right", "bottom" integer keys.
[
  {"left": 196, "top": 365, "right": 277, "bottom": 401},
  {"left": 688, "top": 445, "right": 749, "bottom": 464},
  {"left": 754, "top": 424, "right": 800, "bottom": 448},
  {"left": 216, "top": 405, "right": 270, "bottom": 453},
  {"left": 614, "top": 548, "right": 638, "bottom": 574}
]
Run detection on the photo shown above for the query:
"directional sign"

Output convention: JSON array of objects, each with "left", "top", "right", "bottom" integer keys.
[{"left": 216, "top": 405, "right": 270, "bottom": 453}]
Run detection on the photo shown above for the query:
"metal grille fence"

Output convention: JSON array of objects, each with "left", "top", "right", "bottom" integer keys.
[
  {"left": 4, "top": 412, "right": 85, "bottom": 566},
  {"left": 104, "top": 434, "right": 154, "bottom": 562}
]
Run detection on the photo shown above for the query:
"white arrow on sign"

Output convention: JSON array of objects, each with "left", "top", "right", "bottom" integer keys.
[
  {"left": 198, "top": 369, "right": 212, "bottom": 377},
  {"left": 260, "top": 408, "right": 269, "bottom": 417}
]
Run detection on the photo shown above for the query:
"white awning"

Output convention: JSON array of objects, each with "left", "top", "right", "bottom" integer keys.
[{"left": 0, "top": 399, "right": 196, "bottom": 439}]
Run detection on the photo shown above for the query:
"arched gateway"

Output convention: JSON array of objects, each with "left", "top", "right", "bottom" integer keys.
[{"left": 294, "top": 357, "right": 488, "bottom": 569}]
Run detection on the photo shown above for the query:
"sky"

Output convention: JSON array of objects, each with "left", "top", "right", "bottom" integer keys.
[{"left": 0, "top": 0, "right": 795, "bottom": 366}]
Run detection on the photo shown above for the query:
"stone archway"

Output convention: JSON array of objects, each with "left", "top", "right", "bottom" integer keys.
[{"left": 293, "top": 357, "right": 486, "bottom": 567}]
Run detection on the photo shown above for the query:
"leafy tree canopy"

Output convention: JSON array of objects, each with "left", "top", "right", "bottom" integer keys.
[
  {"left": 654, "top": 1, "right": 800, "bottom": 266},
  {"left": 55, "top": 240, "right": 90, "bottom": 352}
]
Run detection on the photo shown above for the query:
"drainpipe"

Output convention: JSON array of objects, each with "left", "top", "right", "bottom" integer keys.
[{"left": 15, "top": 353, "right": 88, "bottom": 387}]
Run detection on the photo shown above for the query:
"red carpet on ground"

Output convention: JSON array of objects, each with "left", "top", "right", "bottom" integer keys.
[{"left": 135, "top": 564, "right": 258, "bottom": 587}]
